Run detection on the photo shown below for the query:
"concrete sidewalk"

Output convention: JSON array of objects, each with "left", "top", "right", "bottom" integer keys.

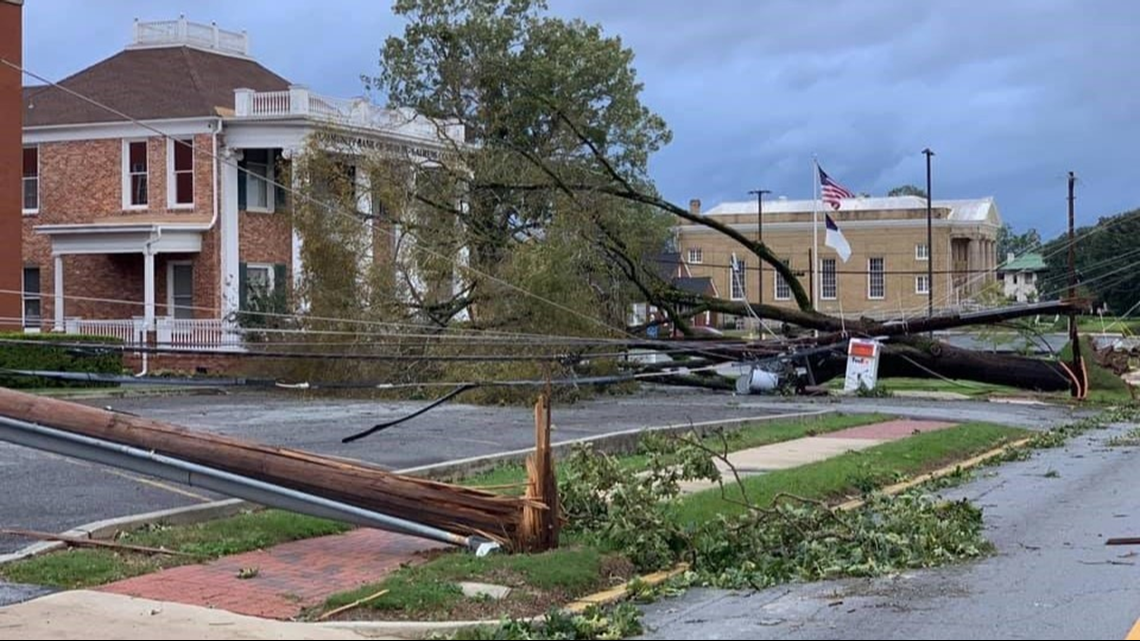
[
  {"left": 682, "top": 419, "right": 956, "bottom": 493},
  {"left": 0, "top": 590, "right": 394, "bottom": 640}
]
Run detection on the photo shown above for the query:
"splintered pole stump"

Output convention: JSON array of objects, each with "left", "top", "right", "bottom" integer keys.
[{"left": 520, "top": 392, "right": 560, "bottom": 552}]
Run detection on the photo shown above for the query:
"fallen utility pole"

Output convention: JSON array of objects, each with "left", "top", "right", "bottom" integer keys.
[{"left": 0, "top": 388, "right": 537, "bottom": 551}]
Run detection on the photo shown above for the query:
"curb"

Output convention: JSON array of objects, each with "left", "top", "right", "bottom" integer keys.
[
  {"left": 316, "top": 565, "right": 691, "bottom": 638},
  {"left": 834, "top": 436, "right": 1034, "bottom": 512},
  {"left": 0, "top": 500, "right": 250, "bottom": 565},
  {"left": 0, "top": 410, "right": 829, "bottom": 563},
  {"left": 32, "top": 386, "right": 229, "bottom": 401}
]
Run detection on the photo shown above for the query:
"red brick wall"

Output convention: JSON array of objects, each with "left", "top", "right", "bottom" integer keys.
[
  {"left": 21, "top": 133, "right": 220, "bottom": 323},
  {"left": 0, "top": 1, "right": 24, "bottom": 329},
  {"left": 125, "top": 352, "right": 251, "bottom": 376},
  {"left": 239, "top": 211, "right": 291, "bottom": 267}
]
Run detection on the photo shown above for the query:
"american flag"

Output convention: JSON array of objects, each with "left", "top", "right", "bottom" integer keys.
[{"left": 818, "top": 166, "right": 854, "bottom": 210}]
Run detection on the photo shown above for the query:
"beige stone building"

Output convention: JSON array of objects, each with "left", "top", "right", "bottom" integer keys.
[{"left": 676, "top": 195, "right": 1001, "bottom": 322}]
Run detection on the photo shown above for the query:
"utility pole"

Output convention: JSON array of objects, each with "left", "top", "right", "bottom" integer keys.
[
  {"left": 748, "top": 189, "right": 770, "bottom": 306},
  {"left": 1067, "top": 171, "right": 1083, "bottom": 398},
  {"left": 922, "top": 148, "right": 935, "bottom": 319}
]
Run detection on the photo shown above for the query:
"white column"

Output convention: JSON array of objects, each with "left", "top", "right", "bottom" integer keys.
[
  {"left": 144, "top": 250, "right": 156, "bottom": 330},
  {"left": 355, "top": 166, "right": 374, "bottom": 283},
  {"left": 220, "top": 148, "right": 241, "bottom": 319},
  {"left": 452, "top": 199, "right": 471, "bottom": 322},
  {"left": 968, "top": 238, "right": 980, "bottom": 295},
  {"left": 53, "top": 254, "right": 64, "bottom": 331},
  {"left": 288, "top": 150, "right": 309, "bottom": 313}
]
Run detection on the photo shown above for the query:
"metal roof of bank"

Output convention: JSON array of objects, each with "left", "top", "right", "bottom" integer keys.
[{"left": 703, "top": 196, "right": 998, "bottom": 222}]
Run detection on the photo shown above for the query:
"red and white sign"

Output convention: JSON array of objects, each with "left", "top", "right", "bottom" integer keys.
[{"left": 843, "top": 338, "right": 881, "bottom": 392}]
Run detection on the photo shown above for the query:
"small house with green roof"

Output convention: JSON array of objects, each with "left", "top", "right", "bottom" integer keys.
[{"left": 997, "top": 252, "right": 1047, "bottom": 302}]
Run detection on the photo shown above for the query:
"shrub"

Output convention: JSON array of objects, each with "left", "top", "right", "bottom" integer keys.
[{"left": 0, "top": 333, "right": 124, "bottom": 388}]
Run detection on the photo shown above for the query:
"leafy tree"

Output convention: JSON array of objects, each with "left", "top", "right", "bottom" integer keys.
[
  {"left": 995, "top": 223, "right": 1042, "bottom": 262},
  {"left": 1039, "top": 208, "right": 1140, "bottom": 314},
  {"left": 888, "top": 184, "right": 927, "bottom": 198},
  {"left": 374, "top": 0, "right": 815, "bottom": 322}
]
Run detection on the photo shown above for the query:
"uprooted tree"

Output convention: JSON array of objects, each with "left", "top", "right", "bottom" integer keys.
[{"left": 291, "top": 0, "right": 1084, "bottom": 394}]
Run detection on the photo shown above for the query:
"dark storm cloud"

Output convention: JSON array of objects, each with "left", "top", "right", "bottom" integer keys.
[{"left": 22, "top": 0, "right": 1140, "bottom": 232}]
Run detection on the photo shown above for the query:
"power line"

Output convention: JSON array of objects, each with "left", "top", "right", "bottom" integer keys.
[
  {"left": 3, "top": 58, "right": 645, "bottom": 345},
  {"left": 0, "top": 335, "right": 744, "bottom": 363}
]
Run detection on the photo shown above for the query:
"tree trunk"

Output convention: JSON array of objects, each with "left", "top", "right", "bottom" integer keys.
[{"left": 804, "top": 338, "right": 1075, "bottom": 393}]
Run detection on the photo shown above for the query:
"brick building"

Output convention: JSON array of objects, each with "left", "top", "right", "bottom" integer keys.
[
  {"left": 20, "top": 17, "right": 459, "bottom": 347},
  {"left": 1, "top": 0, "right": 23, "bottom": 330},
  {"left": 676, "top": 195, "right": 1001, "bottom": 323}
]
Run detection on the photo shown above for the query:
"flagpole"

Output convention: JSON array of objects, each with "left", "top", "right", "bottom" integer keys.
[{"left": 812, "top": 157, "right": 819, "bottom": 311}]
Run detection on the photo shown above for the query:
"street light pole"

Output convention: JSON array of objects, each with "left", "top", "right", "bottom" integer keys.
[
  {"left": 922, "top": 148, "right": 935, "bottom": 319},
  {"left": 748, "top": 189, "right": 771, "bottom": 307}
]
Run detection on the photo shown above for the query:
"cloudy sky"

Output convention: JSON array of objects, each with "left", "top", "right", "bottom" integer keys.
[{"left": 21, "top": 0, "right": 1139, "bottom": 235}]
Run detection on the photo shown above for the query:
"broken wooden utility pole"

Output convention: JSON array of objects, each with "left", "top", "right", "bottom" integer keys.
[
  {"left": 520, "top": 392, "right": 560, "bottom": 552},
  {"left": 0, "top": 387, "right": 544, "bottom": 550}
]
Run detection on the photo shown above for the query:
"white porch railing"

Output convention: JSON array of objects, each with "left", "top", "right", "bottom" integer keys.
[
  {"left": 64, "top": 318, "right": 147, "bottom": 345},
  {"left": 132, "top": 17, "right": 249, "bottom": 57},
  {"left": 233, "top": 87, "right": 466, "bottom": 142},
  {"left": 64, "top": 318, "right": 244, "bottom": 351},
  {"left": 155, "top": 318, "right": 245, "bottom": 351}
]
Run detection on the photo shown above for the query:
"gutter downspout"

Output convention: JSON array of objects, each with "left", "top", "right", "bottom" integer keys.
[
  {"left": 136, "top": 123, "right": 222, "bottom": 378},
  {"left": 210, "top": 118, "right": 220, "bottom": 230}
]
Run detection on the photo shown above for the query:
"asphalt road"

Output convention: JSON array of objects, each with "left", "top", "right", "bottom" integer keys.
[
  {"left": 0, "top": 389, "right": 1083, "bottom": 556},
  {"left": 0, "top": 387, "right": 800, "bottom": 554},
  {"left": 638, "top": 417, "right": 1140, "bottom": 640}
]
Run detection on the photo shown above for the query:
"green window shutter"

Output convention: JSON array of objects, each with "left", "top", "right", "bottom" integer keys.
[
  {"left": 237, "top": 159, "right": 248, "bottom": 211},
  {"left": 238, "top": 262, "right": 248, "bottom": 311},
  {"left": 273, "top": 263, "right": 288, "bottom": 309},
  {"left": 275, "top": 152, "right": 289, "bottom": 211}
]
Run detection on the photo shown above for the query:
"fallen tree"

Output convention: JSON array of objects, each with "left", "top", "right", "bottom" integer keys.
[{"left": 803, "top": 338, "right": 1075, "bottom": 393}]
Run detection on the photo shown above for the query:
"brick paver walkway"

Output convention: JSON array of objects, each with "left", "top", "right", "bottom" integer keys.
[{"left": 99, "top": 528, "right": 443, "bottom": 620}]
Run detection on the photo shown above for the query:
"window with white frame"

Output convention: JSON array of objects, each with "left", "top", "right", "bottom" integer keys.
[
  {"left": 915, "top": 274, "right": 930, "bottom": 295},
  {"left": 246, "top": 264, "right": 274, "bottom": 297},
  {"left": 868, "top": 257, "right": 885, "bottom": 299},
  {"left": 730, "top": 258, "right": 746, "bottom": 300},
  {"left": 242, "top": 149, "right": 274, "bottom": 212},
  {"left": 22, "top": 147, "right": 38, "bottom": 213},
  {"left": 124, "top": 140, "right": 148, "bottom": 208},
  {"left": 170, "top": 138, "right": 194, "bottom": 206},
  {"left": 916, "top": 243, "right": 929, "bottom": 261},
  {"left": 239, "top": 262, "right": 286, "bottom": 313},
  {"left": 687, "top": 247, "right": 703, "bottom": 264},
  {"left": 22, "top": 267, "right": 41, "bottom": 329},
  {"left": 821, "top": 258, "right": 837, "bottom": 300},
  {"left": 774, "top": 258, "right": 791, "bottom": 301}
]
